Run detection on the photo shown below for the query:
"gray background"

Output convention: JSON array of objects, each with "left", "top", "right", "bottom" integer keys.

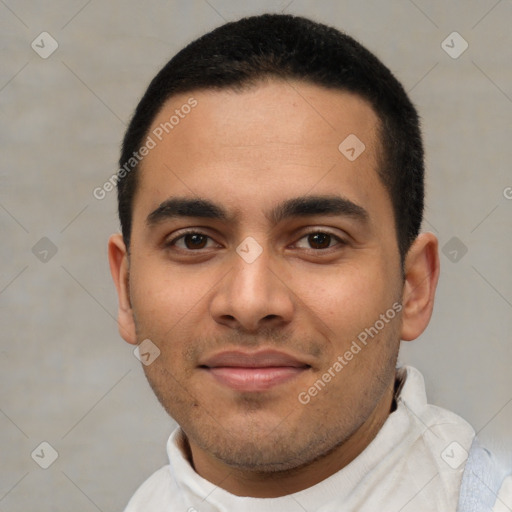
[{"left": 1, "top": 0, "right": 511, "bottom": 510}]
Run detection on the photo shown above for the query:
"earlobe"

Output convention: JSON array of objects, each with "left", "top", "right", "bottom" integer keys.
[
  {"left": 108, "top": 233, "right": 138, "bottom": 345},
  {"left": 400, "top": 232, "right": 440, "bottom": 341}
]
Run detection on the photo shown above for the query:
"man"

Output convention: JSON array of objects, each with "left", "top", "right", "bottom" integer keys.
[{"left": 108, "top": 14, "right": 510, "bottom": 511}]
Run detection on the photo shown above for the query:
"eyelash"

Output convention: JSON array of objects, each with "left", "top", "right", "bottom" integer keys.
[
  {"left": 165, "top": 229, "right": 346, "bottom": 252},
  {"left": 165, "top": 229, "right": 220, "bottom": 250}
]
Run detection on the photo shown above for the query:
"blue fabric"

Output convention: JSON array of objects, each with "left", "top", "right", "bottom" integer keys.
[{"left": 457, "top": 438, "right": 504, "bottom": 512}]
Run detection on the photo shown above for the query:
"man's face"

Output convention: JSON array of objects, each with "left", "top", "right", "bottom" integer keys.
[{"left": 120, "top": 81, "right": 405, "bottom": 473}]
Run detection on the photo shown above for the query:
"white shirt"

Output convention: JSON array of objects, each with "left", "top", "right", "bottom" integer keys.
[{"left": 124, "top": 366, "right": 511, "bottom": 511}]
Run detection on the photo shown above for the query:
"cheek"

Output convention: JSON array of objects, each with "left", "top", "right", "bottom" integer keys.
[
  {"left": 129, "top": 260, "right": 208, "bottom": 338},
  {"left": 295, "top": 260, "right": 390, "bottom": 334}
]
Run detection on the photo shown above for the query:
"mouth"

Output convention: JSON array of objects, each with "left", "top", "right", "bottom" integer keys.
[{"left": 198, "top": 350, "right": 311, "bottom": 392}]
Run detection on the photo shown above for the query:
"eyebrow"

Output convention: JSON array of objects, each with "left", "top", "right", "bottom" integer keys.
[
  {"left": 268, "top": 195, "right": 368, "bottom": 225},
  {"left": 146, "top": 195, "right": 369, "bottom": 227},
  {"left": 147, "top": 197, "right": 229, "bottom": 225}
]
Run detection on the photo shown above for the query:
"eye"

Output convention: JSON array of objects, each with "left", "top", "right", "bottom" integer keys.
[
  {"left": 168, "top": 231, "right": 219, "bottom": 250},
  {"left": 294, "top": 231, "right": 344, "bottom": 250}
]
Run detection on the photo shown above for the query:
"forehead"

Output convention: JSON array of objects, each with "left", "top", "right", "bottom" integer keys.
[{"left": 133, "top": 80, "right": 391, "bottom": 229}]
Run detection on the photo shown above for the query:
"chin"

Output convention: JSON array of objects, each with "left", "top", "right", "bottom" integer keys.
[
  {"left": 208, "top": 439, "right": 311, "bottom": 473},
  {"left": 185, "top": 410, "right": 348, "bottom": 474}
]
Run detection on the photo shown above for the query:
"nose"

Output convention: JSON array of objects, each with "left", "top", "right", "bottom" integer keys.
[{"left": 209, "top": 243, "right": 295, "bottom": 333}]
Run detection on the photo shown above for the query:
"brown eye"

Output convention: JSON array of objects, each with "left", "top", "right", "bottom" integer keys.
[
  {"left": 183, "top": 233, "right": 208, "bottom": 249},
  {"left": 168, "top": 232, "right": 218, "bottom": 251},
  {"left": 294, "top": 231, "right": 345, "bottom": 251},
  {"left": 307, "top": 232, "right": 332, "bottom": 249}
]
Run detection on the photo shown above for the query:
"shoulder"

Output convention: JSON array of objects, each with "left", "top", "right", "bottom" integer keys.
[
  {"left": 494, "top": 474, "right": 512, "bottom": 512},
  {"left": 123, "top": 465, "right": 179, "bottom": 512},
  {"left": 459, "top": 439, "right": 512, "bottom": 512}
]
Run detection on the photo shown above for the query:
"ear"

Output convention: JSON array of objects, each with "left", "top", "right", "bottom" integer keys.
[
  {"left": 400, "top": 232, "right": 440, "bottom": 341},
  {"left": 108, "top": 233, "right": 137, "bottom": 345}
]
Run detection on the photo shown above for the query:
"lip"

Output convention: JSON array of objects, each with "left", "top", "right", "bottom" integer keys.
[{"left": 199, "top": 350, "right": 311, "bottom": 392}]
